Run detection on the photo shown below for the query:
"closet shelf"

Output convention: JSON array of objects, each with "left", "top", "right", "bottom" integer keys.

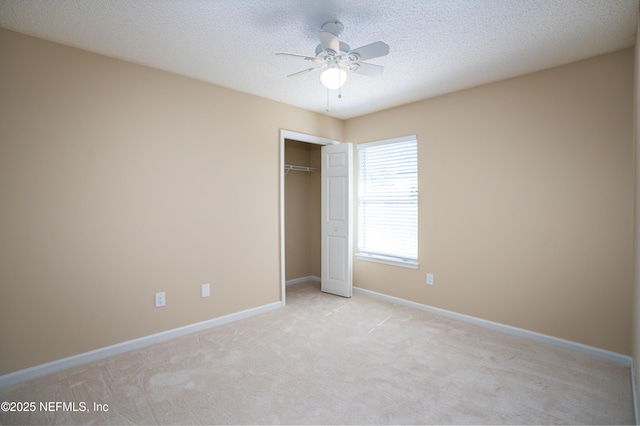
[{"left": 284, "top": 164, "right": 319, "bottom": 175}]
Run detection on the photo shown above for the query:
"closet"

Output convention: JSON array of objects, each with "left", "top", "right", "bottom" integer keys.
[{"left": 284, "top": 139, "right": 321, "bottom": 284}]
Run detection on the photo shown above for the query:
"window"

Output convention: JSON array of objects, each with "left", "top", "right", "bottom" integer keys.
[{"left": 357, "top": 136, "right": 418, "bottom": 268}]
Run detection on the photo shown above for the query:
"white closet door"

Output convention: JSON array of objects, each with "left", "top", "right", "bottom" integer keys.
[{"left": 321, "top": 143, "right": 353, "bottom": 297}]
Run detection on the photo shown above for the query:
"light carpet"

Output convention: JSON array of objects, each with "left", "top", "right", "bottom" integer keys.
[{"left": 0, "top": 281, "right": 634, "bottom": 425}]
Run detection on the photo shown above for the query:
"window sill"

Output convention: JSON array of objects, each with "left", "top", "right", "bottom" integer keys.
[{"left": 356, "top": 253, "right": 419, "bottom": 269}]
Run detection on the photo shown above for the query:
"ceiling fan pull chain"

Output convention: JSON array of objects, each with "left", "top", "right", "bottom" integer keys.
[{"left": 326, "top": 87, "right": 330, "bottom": 112}]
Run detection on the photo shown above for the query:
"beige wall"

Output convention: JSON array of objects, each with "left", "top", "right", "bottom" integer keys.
[
  {"left": 346, "top": 49, "right": 635, "bottom": 355},
  {"left": 284, "top": 141, "right": 321, "bottom": 280},
  {"left": 0, "top": 28, "right": 342, "bottom": 376}
]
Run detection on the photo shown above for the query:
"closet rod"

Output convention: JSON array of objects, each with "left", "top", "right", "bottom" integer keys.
[{"left": 284, "top": 164, "right": 319, "bottom": 175}]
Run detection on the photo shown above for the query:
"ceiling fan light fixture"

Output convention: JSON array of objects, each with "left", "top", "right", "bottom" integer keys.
[
  {"left": 277, "top": 21, "right": 389, "bottom": 93},
  {"left": 320, "top": 66, "right": 347, "bottom": 89}
]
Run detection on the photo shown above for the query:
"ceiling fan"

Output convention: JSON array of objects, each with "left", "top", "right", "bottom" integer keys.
[{"left": 276, "top": 21, "right": 390, "bottom": 90}]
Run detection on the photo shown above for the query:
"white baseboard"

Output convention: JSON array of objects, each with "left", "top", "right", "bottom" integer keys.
[
  {"left": 632, "top": 357, "right": 639, "bottom": 425},
  {"left": 0, "top": 301, "right": 282, "bottom": 389},
  {"left": 286, "top": 275, "right": 321, "bottom": 286},
  {"left": 353, "top": 286, "right": 632, "bottom": 367}
]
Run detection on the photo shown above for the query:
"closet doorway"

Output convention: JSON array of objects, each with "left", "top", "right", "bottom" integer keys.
[{"left": 279, "top": 130, "right": 337, "bottom": 306}]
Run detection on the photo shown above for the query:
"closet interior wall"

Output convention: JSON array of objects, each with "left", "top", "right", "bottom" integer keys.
[{"left": 284, "top": 140, "right": 321, "bottom": 282}]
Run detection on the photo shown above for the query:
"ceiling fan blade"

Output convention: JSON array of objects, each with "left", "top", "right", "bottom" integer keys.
[
  {"left": 348, "top": 41, "right": 389, "bottom": 62},
  {"left": 319, "top": 30, "right": 340, "bottom": 55},
  {"left": 276, "top": 52, "right": 316, "bottom": 61},
  {"left": 287, "top": 66, "right": 322, "bottom": 78},
  {"left": 350, "top": 62, "right": 384, "bottom": 77}
]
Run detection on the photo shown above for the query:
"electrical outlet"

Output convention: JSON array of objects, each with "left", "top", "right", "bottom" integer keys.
[
  {"left": 426, "top": 273, "right": 434, "bottom": 286},
  {"left": 201, "top": 283, "right": 211, "bottom": 298},
  {"left": 155, "top": 292, "right": 166, "bottom": 307}
]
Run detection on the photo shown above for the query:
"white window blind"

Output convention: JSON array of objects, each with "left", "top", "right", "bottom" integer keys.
[{"left": 357, "top": 136, "right": 418, "bottom": 266}]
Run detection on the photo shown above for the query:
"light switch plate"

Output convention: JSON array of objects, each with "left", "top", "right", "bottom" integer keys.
[{"left": 201, "top": 283, "right": 211, "bottom": 298}]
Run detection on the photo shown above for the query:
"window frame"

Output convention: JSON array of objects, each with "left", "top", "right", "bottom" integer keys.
[{"left": 356, "top": 135, "right": 418, "bottom": 269}]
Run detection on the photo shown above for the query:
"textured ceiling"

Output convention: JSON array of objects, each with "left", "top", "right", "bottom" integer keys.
[{"left": 0, "top": 0, "right": 637, "bottom": 119}]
